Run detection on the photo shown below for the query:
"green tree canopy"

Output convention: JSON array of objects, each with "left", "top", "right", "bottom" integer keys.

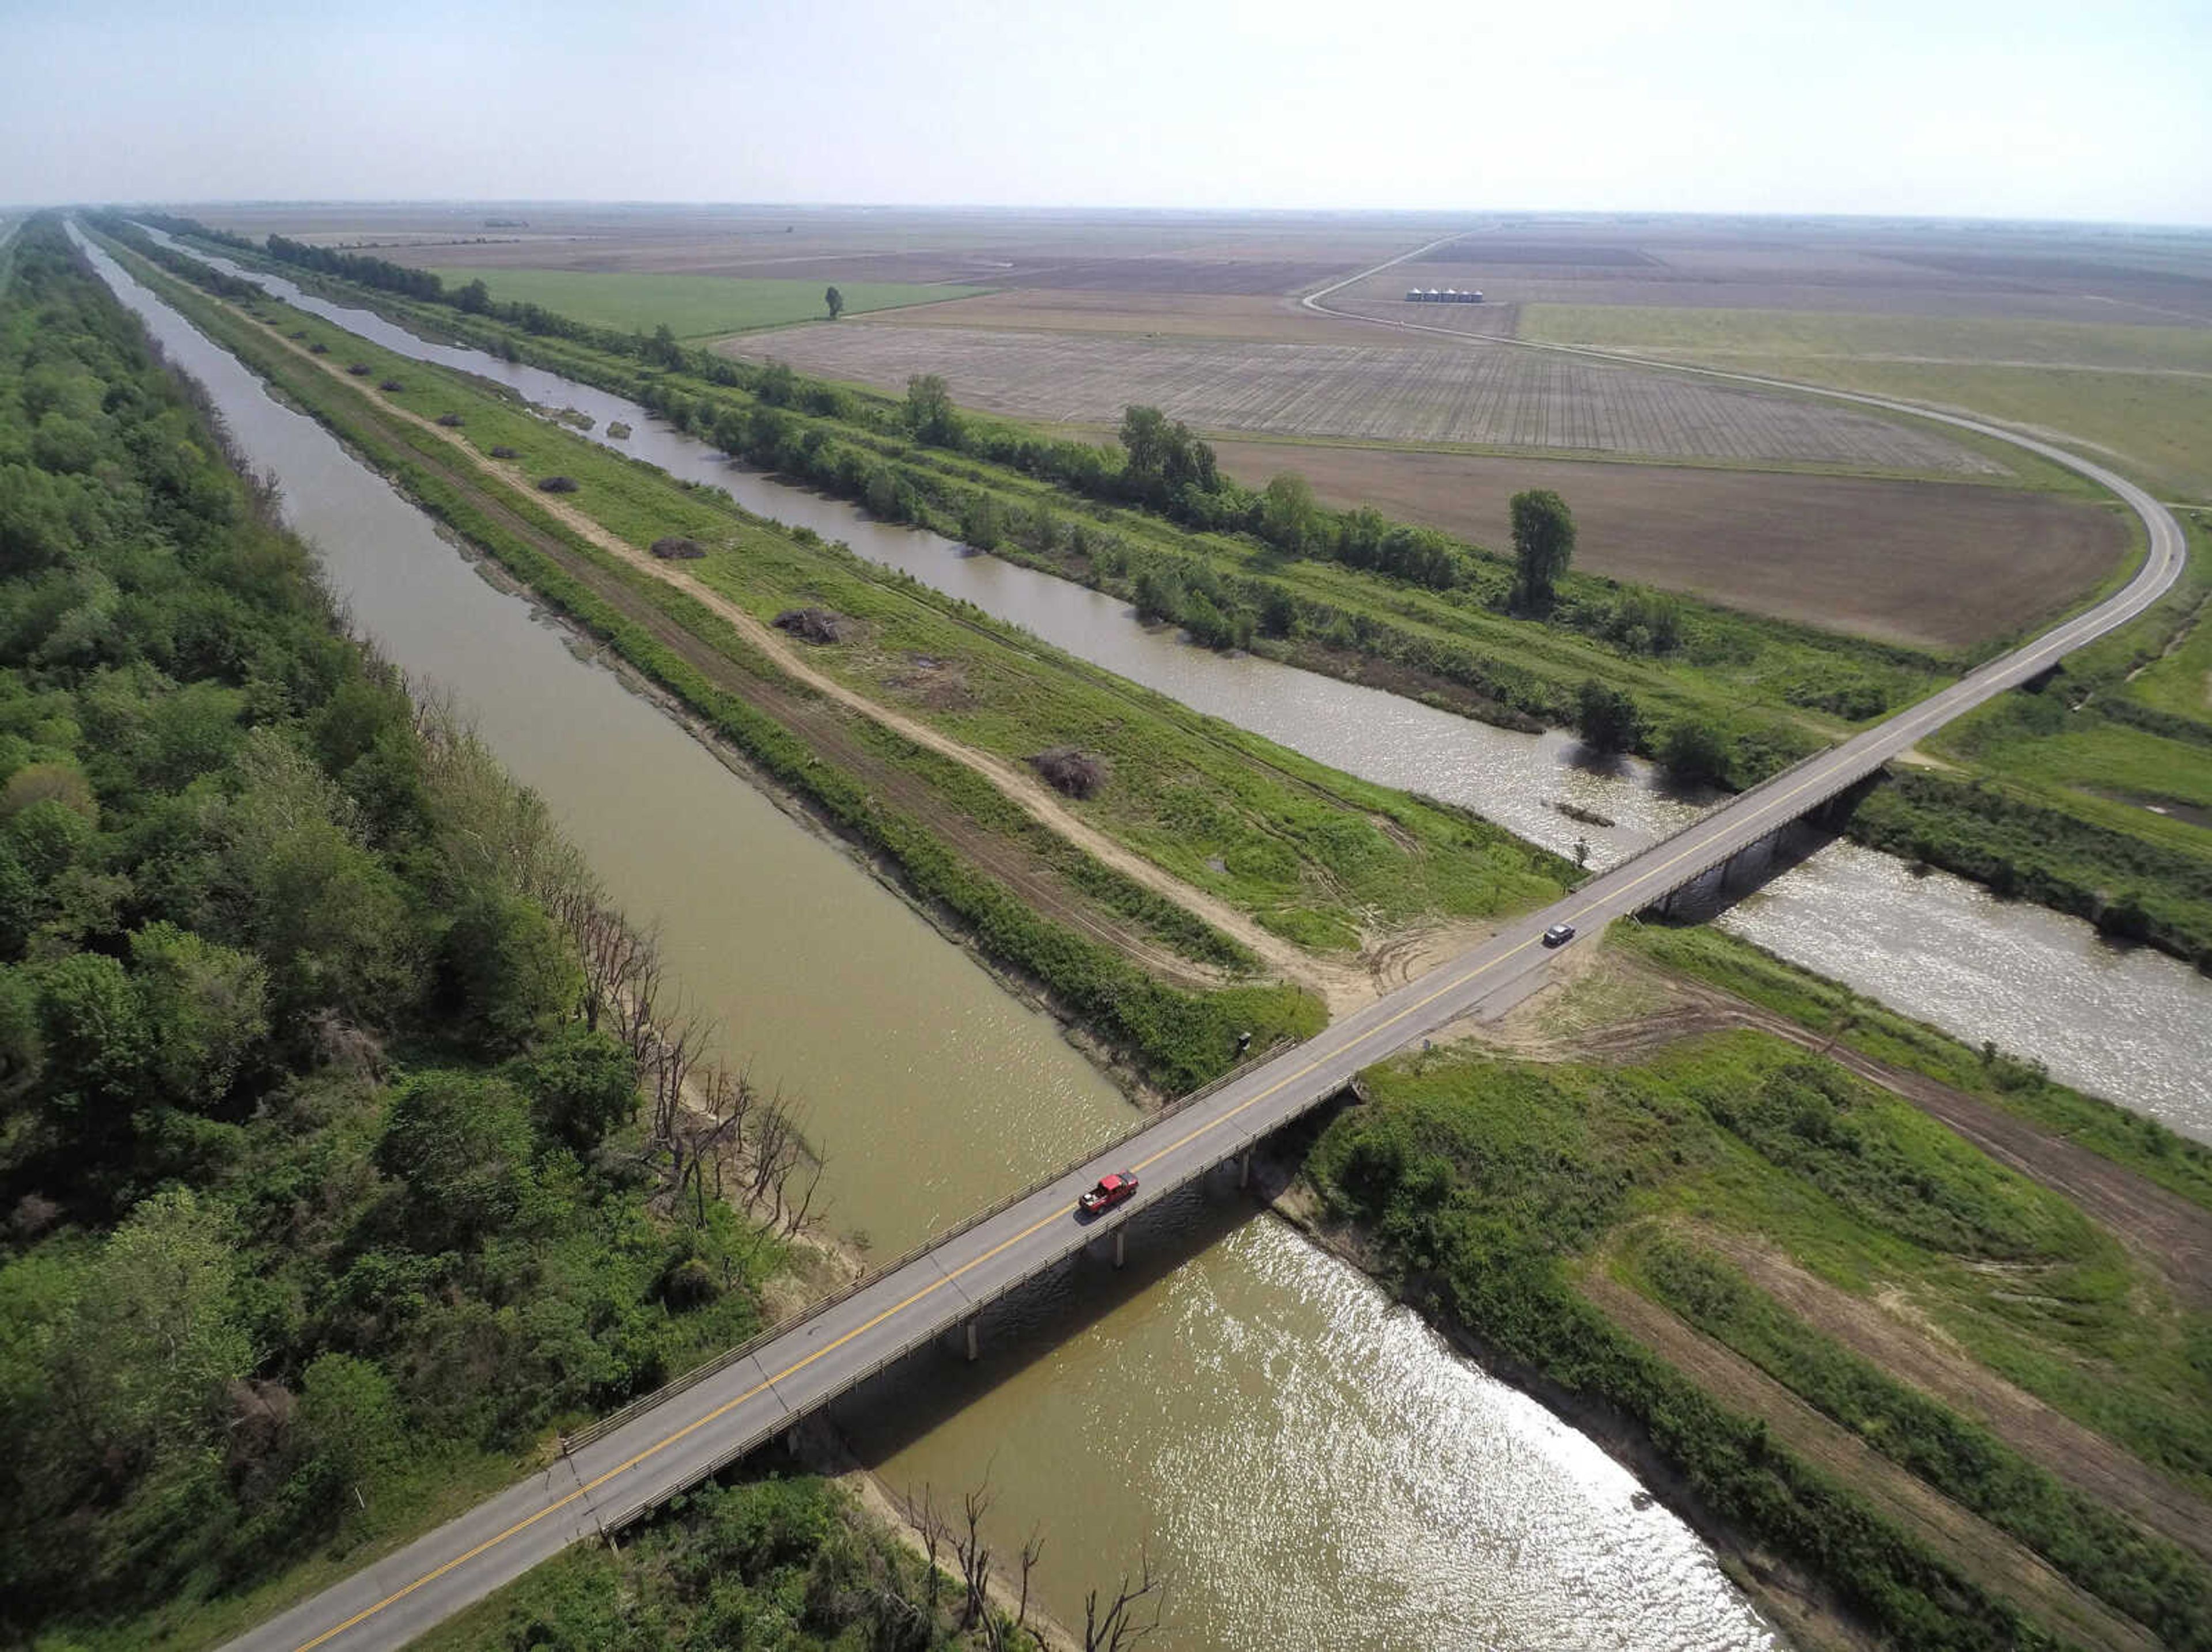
[
  {"left": 1659, "top": 717, "right": 1732, "bottom": 787},
  {"left": 1575, "top": 679, "right": 1642, "bottom": 754},
  {"left": 376, "top": 1071, "right": 536, "bottom": 1251},
  {"left": 824, "top": 285, "right": 844, "bottom": 320},
  {"left": 1509, "top": 488, "right": 1576, "bottom": 611},
  {"left": 441, "top": 886, "right": 582, "bottom": 1056},
  {"left": 903, "top": 373, "right": 961, "bottom": 447},
  {"left": 515, "top": 1025, "right": 638, "bottom": 1151},
  {"left": 127, "top": 922, "right": 270, "bottom": 1108},
  {"left": 1259, "top": 472, "right": 1319, "bottom": 556}
]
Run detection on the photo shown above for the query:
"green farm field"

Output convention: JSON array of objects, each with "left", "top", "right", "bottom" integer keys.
[
  {"left": 426, "top": 266, "right": 990, "bottom": 338},
  {"left": 1520, "top": 303, "right": 2212, "bottom": 502}
]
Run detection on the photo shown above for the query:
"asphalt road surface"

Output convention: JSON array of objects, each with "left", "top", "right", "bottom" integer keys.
[{"left": 227, "top": 246, "right": 2185, "bottom": 1652}]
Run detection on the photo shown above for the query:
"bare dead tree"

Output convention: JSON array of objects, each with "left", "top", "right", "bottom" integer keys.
[
  {"left": 698, "top": 1062, "right": 757, "bottom": 1166},
  {"left": 908, "top": 1484, "right": 948, "bottom": 1617},
  {"left": 615, "top": 944, "right": 664, "bottom": 1066},
  {"left": 854, "top": 1543, "right": 934, "bottom": 1651},
  {"left": 1084, "top": 1549, "right": 1168, "bottom": 1652},
  {"left": 748, "top": 1089, "right": 805, "bottom": 1210},
  {"left": 575, "top": 902, "right": 657, "bottom": 1039},
  {"left": 647, "top": 1005, "right": 713, "bottom": 1149},
  {"left": 1016, "top": 1523, "right": 1046, "bottom": 1643},
  {"left": 780, "top": 1154, "right": 828, "bottom": 1238},
  {"left": 956, "top": 1483, "right": 995, "bottom": 1630}
]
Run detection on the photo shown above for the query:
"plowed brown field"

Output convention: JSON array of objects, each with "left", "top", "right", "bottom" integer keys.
[
  {"left": 1209, "top": 439, "right": 2124, "bottom": 649},
  {"left": 725, "top": 324, "right": 2004, "bottom": 476},
  {"left": 855, "top": 287, "right": 1383, "bottom": 343}
]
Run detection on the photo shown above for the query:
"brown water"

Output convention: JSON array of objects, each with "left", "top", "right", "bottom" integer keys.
[
  {"left": 87, "top": 232, "right": 1781, "bottom": 1650},
  {"left": 139, "top": 226, "right": 2212, "bottom": 1143}
]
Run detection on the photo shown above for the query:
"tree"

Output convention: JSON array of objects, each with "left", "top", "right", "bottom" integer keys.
[
  {"left": 29, "top": 951, "right": 148, "bottom": 1121},
  {"left": 1131, "top": 566, "right": 1180, "bottom": 624},
  {"left": 904, "top": 373, "right": 961, "bottom": 447},
  {"left": 454, "top": 279, "right": 491, "bottom": 315},
  {"left": 1117, "top": 405, "right": 1169, "bottom": 479},
  {"left": 1658, "top": 717, "right": 1731, "bottom": 787},
  {"left": 516, "top": 1025, "right": 638, "bottom": 1151},
  {"left": 441, "top": 886, "right": 582, "bottom": 1056},
  {"left": 376, "top": 1071, "right": 535, "bottom": 1250},
  {"left": 74, "top": 1188, "right": 252, "bottom": 1466},
  {"left": 959, "top": 492, "right": 1005, "bottom": 551},
  {"left": 0, "top": 762, "right": 96, "bottom": 824},
  {"left": 1509, "top": 488, "right": 1575, "bottom": 611},
  {"left": 128, "top": 922, "right": 269, "bottom": 1108},
  {"left": 1574, "top": 679, "right": 1641, "bottom": 754},
  {"left": 643, "top": 324, "right": 684, "bottom": 369},
  {"left": 824, "top": 285, "right": 844, "bottom": 321},
  {"left": 1084, "top": 1548, "right": 1169, "bottom": 1651},
  {"left": 296, "top": 1353, "right": 402, "bottom": 1502},
  {"left": 1258, "top": 473, "right": 1318, "bottom": 556}
]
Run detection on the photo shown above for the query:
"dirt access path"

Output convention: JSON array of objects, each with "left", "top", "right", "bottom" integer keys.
[
  {"left": 1480, "top": 954, "right": 2212, "bottom": 1561},
  {"left": 250, "top": 306, "right": 1411, "bottom": 1007},
  {"left": 247, "top": 328, "right": 1241, "bottom": 992},
  {"left": 1582, "top": 1273, "right": 2165, "bottom": 1652},
  {"left": 1690, "top": 1225, "right": 2212, "bottom": 1564},
  {"left": 1488, "top": 959, "right": 2212, "bottom": 1309}
]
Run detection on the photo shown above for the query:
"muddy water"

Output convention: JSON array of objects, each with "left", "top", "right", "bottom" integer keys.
[
  {"left": 150, "top": 226, "right": 2212, "bottom": 1141},
  {"left": 844, "top": 1193, "right": 1775, "bottom": 1652},
  {"left": 92, "top": 233, "right": 1781, "bottom": 1649}
]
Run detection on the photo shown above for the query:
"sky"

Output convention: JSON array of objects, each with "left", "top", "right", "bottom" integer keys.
[{"left": 2, "top": 0, "right": 2207, "bottom": 224}]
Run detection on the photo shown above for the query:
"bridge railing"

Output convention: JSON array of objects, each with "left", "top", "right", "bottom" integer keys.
[
  {"left": 1621, "top": 740, "right": 1885, "bottom": 914},
  {"left": 563, "top": 1042, "right": 1294, "bottom": 1456},
  {"left": 591, "top": 1113, "right": 1277, "bottom": 1540}
]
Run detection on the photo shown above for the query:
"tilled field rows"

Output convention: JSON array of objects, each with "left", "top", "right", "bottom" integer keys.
[{"left": 733, "top": 324, "right": 2004, "bottom": 474}]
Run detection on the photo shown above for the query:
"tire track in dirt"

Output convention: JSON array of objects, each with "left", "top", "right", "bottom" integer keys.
[
  {"left": 1583, "top": 1273, "right": 2166, "bottom": 1652},
  {"left": 1687, "top": 1225, "right": 2212, "bottom": 1565},
  {"left": 1495, "top": 971, "right": 2212, "bottom": 1310}
]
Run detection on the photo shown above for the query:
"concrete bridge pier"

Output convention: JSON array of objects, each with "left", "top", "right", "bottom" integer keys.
[
  {"left": 1112, "top": 1227, "right": 1126, "bottom": 1270},
  {"left": 1237, "top": 1149, "right": 1252, "bottom": 1191},
  {"left": 963, "top": 1315, "right": 979, "bottom": 1362}
]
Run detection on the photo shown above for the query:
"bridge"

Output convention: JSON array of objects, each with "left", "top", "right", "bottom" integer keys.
[{"left": 225, "top": 285, "right": 2185, "bottom": 1652}]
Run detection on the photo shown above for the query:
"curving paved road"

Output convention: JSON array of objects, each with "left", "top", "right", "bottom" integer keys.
[{"left": 224, "top": 241, "right": 2184, "bottom": 1652}]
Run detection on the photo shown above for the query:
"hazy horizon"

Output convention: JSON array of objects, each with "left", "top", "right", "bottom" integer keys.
[
  {"left": 4, "top": 0, "right": 2207, "bottom": 226},
  {"left": 21, "top": 201, "right": 2212, "bottom": 236}
]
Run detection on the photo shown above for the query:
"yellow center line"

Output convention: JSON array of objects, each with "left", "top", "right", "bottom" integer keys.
[{"left": 291, "top": 731, "right": 1860, "bottom": 1651}]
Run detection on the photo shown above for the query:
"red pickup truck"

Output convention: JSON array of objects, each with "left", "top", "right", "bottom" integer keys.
[{"left": 1078, "top": 1171, "right": 1139, "bottom": 1216}]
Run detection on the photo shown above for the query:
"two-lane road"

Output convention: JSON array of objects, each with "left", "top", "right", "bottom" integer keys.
[{"left": 226, "top": 243, "right": 2185, "bottom": 1652}]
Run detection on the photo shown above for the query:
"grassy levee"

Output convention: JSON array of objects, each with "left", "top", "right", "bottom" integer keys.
[
  {"left": 1628, "top": 1235, "right": 2212, "bottom": 1649},
  {"left": 2127, "top": 511, "right": 2212, "bottom": 723},
  {"left": 1617, "top": 922, "right": 2212, "bottom": 1210},
  {"left": 153, "top": 225, "right": 2212, "bottom": 969},
  {"left": 179, "top": 229, "right": 1958, "bottom": 761},
  {"left": 114, "top": 223, "right": 1577, "bottom": 949},
  {"left": 1305, "top": 1029, "right": 2212, "bottom": 1648},
  {"left": 106, "top": 232, "right": 1626, "bottom": 1092}
]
